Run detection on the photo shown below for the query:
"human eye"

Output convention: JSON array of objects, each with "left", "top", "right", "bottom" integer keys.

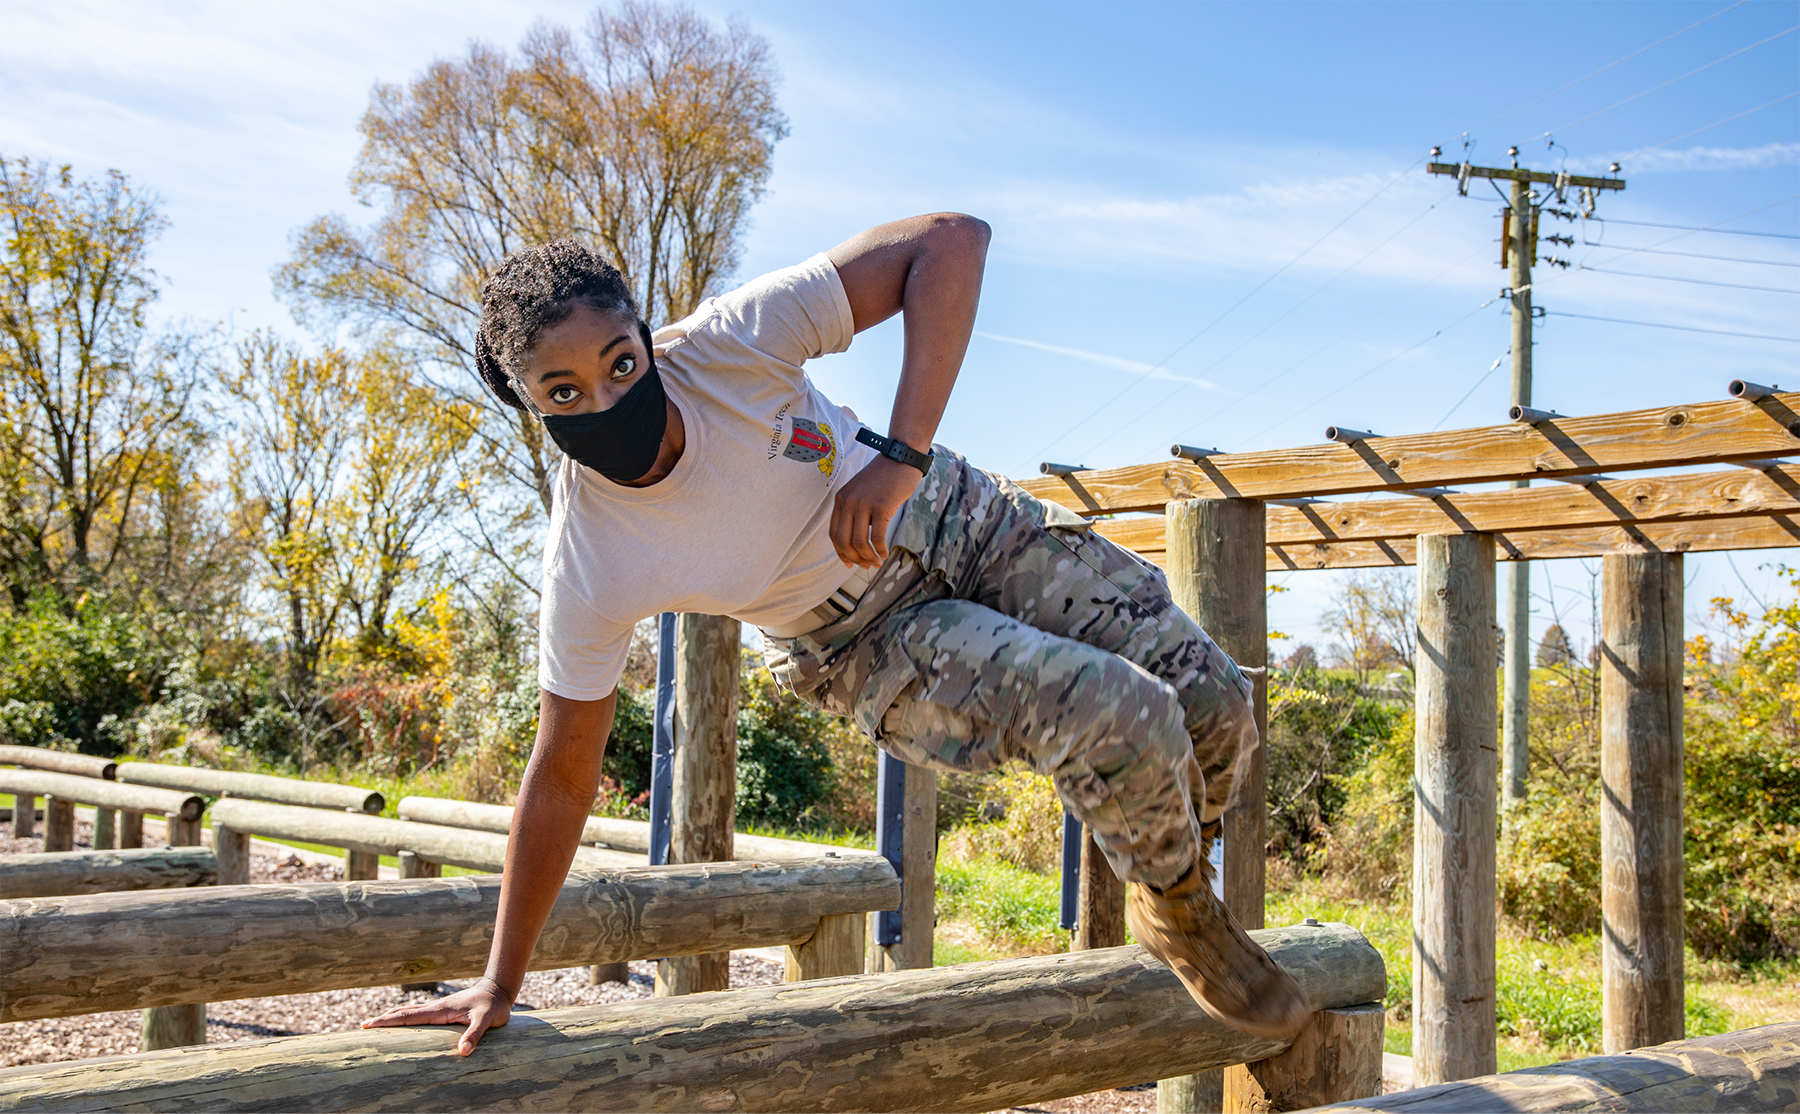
[
  {"left": 610, "top": 353, "right": 637, "bottom": 381},
  {"left": 548, "top": 385, "right": 579, "bottom": 405}
]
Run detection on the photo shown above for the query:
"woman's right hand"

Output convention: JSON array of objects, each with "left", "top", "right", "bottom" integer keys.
[{"left": 361, "top": 976, "right": 514, "bottom": 1056}]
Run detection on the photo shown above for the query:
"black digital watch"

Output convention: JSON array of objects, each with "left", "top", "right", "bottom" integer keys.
[{"left": 855, "top": 428, "right": 934, "bottom": 475}]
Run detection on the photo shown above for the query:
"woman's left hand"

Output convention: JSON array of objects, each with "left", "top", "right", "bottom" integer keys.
[{"left": 830, "top": 456, "right": 922, "bottom": 568}]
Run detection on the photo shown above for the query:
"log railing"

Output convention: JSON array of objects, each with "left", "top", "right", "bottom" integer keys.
[
  {"left": 117, "top": 762, "right": 383, "bottom": 814},
  {"left": 0, "top": 857, "right": 899, "bottom": 1022},
  {"left": 0, "top": 924, "right": 1383, "bottom": 1113},
  {"left": 0, "top": 847, "right": 217, "bottom": 899}
]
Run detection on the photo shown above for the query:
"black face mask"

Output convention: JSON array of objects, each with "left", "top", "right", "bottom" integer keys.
[{"left": 540, "top": 356, "right": 669, "bottom": 483}]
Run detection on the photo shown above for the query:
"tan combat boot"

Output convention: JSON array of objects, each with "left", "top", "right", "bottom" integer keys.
[{"left": 1126, "top": 861, "right": 1312, "bottom": 1040}]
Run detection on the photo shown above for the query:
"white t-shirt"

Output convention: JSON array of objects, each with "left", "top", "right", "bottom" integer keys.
[{"left": 537, "top": 253, "right": 881, "bottom": 701}]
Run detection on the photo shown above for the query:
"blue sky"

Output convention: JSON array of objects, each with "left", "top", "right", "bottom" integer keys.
[{"left": 3, "top": 0, "right": 1796, "bottom": 653}]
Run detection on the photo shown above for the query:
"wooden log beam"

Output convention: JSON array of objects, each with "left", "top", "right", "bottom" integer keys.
[
  {"left": 117, "top": 762, "right": 382, "bottom": 814},
  {"left": 1602, "top": 552, "right": 1686, "bottom": 1054},
  {"left": 0, "top": 770, "right": 201, "bottom": 822},
  {"left": 1412, "top": 534, "right": 1499, "bottom": 1085},
  {"left": 0, "top": 925, "right": 1386, "bottom": 1113},
  {"left": 0, "top": 746, "right": 115, "bottom": 780},
  {"left": 0, "top": 847, "right": 218, "bottom": 899},
  {"left": 207, "top": 799, "right": 641, "bottom": 874},
  {"left": 0, "top": 858, "right": 899, "bottom": 1023},
  {"left": 1309, "top": 1021, "right": 1800, "bottom": 1113},
  {"left": 1021, "top": 393, "right": 1800, "bottom": 514},
  {"left": 396, "top": 796, "right": 874, "bottom": 862}
]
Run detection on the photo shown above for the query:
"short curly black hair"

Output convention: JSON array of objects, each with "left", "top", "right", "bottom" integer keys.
[{"left": 474, "top": 239, "right": 643, "bottom": 412}]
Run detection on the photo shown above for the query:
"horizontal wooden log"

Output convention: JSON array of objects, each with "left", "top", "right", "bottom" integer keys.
[
  {"left": 0, "top": 924, "right": 1384, "bottom": 1113},
  {"left": 0, "top": 769, "right": 200, "bottom": 821},
  {"left": 0, "top": 746, "right": 114, "bottom": 781},
  {"left": 396, "top": 796, "right": 876, "bottom": 861},
  {"left": 0, "top": 847, "right": 218, "bottom": 899},
  {"left": 117, "top": 763, "right": 382, "bottom": 814},
  {"left": 0, "top": 858, "right": 901, "bottom": 1022},
  {"left": 1310, "top": 1021, "right": 1800, "bottom": 1112},
  {"left": 207, "top": 799, "right": 639, "bottom": 873},
  {"left": 1021, "top": 393, "right": 1800, "bottom": 514},
  {"left": 1113, "top": 515, "right": 1800, "bottom": 571}
]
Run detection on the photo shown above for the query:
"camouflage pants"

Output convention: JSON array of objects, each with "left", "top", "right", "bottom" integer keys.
[{"left": 762, "top": 448, "right": 1257, "bottom": 890}]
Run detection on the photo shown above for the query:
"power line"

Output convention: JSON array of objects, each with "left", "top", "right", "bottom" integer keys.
[
  {"left": 1616, "top": 89, "right": 1800, "bottom": 163},
  {"left": 1531, "top": 23, "right": 1799, "bottom": 141},
  {"left": 1012, "top": 158, "right": 1428, "bottom": 473},
  {"left": 1591, "top": 216, "right": 1800, "bottom": 240},
  {"left": 1603, "top": 245, "right": 1799, "bottom": 267},
  {"left": 1576, "top": 265, "right": 1799, "bottom": 294},
  {"left": 1461, "top": 1, "right": 1747, "bottom": 137},
  {"left": 1544, "top": 310, "right": 1798, "bottom": 342},
  {"left": 1574, "top": 195, "right": 1800, "bottom": 271},
  {"left": 1431, "top": 352, "right": 1509, "bottom": 431}
]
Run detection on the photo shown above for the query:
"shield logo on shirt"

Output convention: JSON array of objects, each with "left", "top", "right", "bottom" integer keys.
[{"left": 783, "top": 417, "right": 832, "bottom": 464}]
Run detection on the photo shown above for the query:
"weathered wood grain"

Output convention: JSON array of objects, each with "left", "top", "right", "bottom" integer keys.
[
  {"left": 41, "top": 797, "right": 75, "bottom": 853},
  {"left": 212, "top": 826, "right": 250, "bottom": 887},
  {"left": 1022, "top": 394, "right": 1800, "bottom": 514},
  {"left": 0, "top": 925, "right": 1385, "bottom": 1114},
  {"left": 206, "top": 799, "right": 641, "bottom": 874},
  {"left": 659, "top": 612, "right": 740, "bottom": 996},
  {"left": 0, "top": 770, "right": 201, "bottom": 822},
  {"left": 1310, "top": 1022, "right": 1800, "bottom": 1112},
  {"left": 7, "top": 795, "right": 30, "bottom": 839},
  {"left": 785, "top": 912, "right": 864, "bottom": 981},
  {"left": 0, "top": 858, "right": 899, "bottom": 1022},
  {"left": 874, "top": 764, "right": 938, "bottom": 972},
  {"left": 395, "top": 796, "right": 872, "bottom": 861},
  {"left": 1224, "top": 1002, "right": 1385, "bottom": 1111},
  {"left": 1075, "top": 825, "right": 1125, "bottom": 951},
  {"left": 116, "top": 762, "right": 382, "bottom": 814},
  {"left": 1602, "top": 553, "right": 1687, "bottom": 1054},
  {"left": 1413, "top": 534, "right": 1498, "bottom": 1086},
  {"left": 0, "top": 847, "right": 218, "bottom": 899},
  {"left": 0, "top": 746, "right": 115, "bottom": 780},
  {"left": 92, "top": 808, "right": 115, "bottom": 851}
]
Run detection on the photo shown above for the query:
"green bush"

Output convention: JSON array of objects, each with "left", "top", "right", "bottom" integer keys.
[
  {"left": 935, "top": 852, "right": 1067, "bottom": 952},
  {"left": 1264, "top": 669, "right": 1403, "bottom": 863},
  {"left": 0, "top": 593, "right": 167, "bottom": 754},
  {"left": 734, "top": 664, "right": 836, "bottom": 828}
]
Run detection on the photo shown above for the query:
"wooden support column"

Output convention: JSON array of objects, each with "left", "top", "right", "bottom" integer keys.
[
  {"left": 10, "top": 794, "right": 32, "bottom": 838},
  {"left": 213, "top": 825, "right": 251, "bottom": 886},
  {"left": 873, "top": 764, "right": 937, "bottom": 971},
  {"left": 1075, "top": 826, "right": 1125, "bottom": 950},
  {"left": 397, "top": 851, "right": 449, "bottom": 991},
  {"left": 1223, "top": 1001, "right": 1385, "bottom": 1111},
  {"left": 345, "top": 850, "right": 380, "bottom": 881},
  {"left": 42, "top": 796, "right": 75, "bottom": 852},
  {"left": 657, "top": 612, "right": 740, "bottom": 997},
  {"left": 1412, "top": 532, "right": 1498, "bottom": 1085},
  {"left": 1600, "top": 551, "right": 1685, "bottom": 1054},
  {"left": 94, "top": 808, "right": 116, "bottom": 850},
  {"left": 1162, "top": 496, "right": 1268, "bottom": 1114},
  {"left": 143, "top": 812, "right": 206, "bottom": 1049},
  {"left": 120, "top": 810, "right": 143, "bottom": 848},
  {"left": 787, "top": 912, "right": 865, "bottom": 981}
]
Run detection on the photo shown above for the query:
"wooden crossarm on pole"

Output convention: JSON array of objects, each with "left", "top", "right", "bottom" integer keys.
[
  {"left": 1426, "top": 162, "right": 1625, "bottom": 191},
  {"left": 1018, "top": 393, "right": 1800, "bottom": 514}
]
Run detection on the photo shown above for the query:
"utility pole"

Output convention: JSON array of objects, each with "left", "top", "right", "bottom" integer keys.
[{"left": 1428, "top": 148, "right": 1625, "bottom": 808}]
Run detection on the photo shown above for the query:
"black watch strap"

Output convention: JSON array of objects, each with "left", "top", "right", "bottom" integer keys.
[{"left": 855, "top": 428, "right": 934, "bottom": 475}]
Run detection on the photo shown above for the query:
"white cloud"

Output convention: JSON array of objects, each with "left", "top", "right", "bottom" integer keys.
[
  {"left": 1573, "top": 142, "right": 1800, "bottom": 175},
  {"left": 973, "top": 331, "right": 1227, "bottom": 390}
]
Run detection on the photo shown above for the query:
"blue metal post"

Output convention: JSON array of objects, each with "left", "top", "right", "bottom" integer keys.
[
  {"left": 875, "top": 750, "right": 905, "bottom": 946},
  {"left": 1059, "top": 809, "right": 1082, "bottom": 931},
  {"left": 647, "top": 612, "right": 676, "bottom": 867}
]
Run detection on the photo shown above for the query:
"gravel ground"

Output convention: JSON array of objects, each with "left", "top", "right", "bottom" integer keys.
[{"left": 2, "top": 824, "right": 1161, "bottom": 1111}]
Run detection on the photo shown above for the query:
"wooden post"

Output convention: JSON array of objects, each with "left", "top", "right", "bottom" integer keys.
[
  {"left": 42, "top": 796, "right": 75, "bottom": 853},
  {"left": 656, "top": 612, "right": 740, "bottom": 997},
  {"left": 1412, "top": 532, "right": 1498, "bottom": 1085},
  {"left": 94, "top": 808, "right": 116, "bottom": 850},
  {"left": 120, "top": 810, "right": 143, "bottom": 848},
  {"left": 345, "top": 850, "right": 380, "bottom": 881},
  {"left": 1162, "top": 496, "right": 1268, "bottom": 1114},
  {"left": 9, "top": 793, "right": 32, "bottom": 838},
  {"left": 1600, "top": 551, "right": 1685, "bottom": 1054},
  {"left": 399, "top": 851, "right": 446, "bottom": 992},
  {"left": 1075, "top": 825, "right": 1125, "bottom": 950},
  {"left": 213, "top": 825, "right": 251, "bottom": 886},
  {"left": 873, "top": 764, "right": 937, "bottom": 971},
  {"left": 1223, "top": 1002, "right": 1385, "bottom": 1111},
  {"left": 786, "top": 912, "right": 866, "bottom": 981},
  {"left": 143, "top": 810, "right": 207, "bottom": 1049}
]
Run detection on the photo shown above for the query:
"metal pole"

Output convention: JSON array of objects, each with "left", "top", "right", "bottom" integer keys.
[
  {"left": 648, "top": 611, "right": 676, "bottom": 867},
  {"left": 874, "top": 751, "right": 905, "bottom": 946},
  {"left": 1059, "top": 809, "right": 1081, "bottom": 932},
  {"left": 1502, "top": 171, "right": 1535, "bottom": 807}
]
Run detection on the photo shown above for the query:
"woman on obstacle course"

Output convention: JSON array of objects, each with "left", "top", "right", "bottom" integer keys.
[{"left": 363, "top": 214, "right": 1310, "bottom": 1055}]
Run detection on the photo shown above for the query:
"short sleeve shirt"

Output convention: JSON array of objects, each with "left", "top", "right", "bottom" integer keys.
[{"left": 537, "top": 253, "right": 879, "bottom": 700}]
